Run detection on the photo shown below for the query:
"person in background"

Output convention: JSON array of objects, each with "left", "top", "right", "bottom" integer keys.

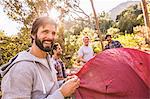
[
  {"left": 78, "top": 36, "right": 94, "bottom": 65},
  {"left": 0, "top": 16, "right": 80, "bottom": 99},
  {"left": 51, "top": 43, "right": 67, "bottom": 81},
  {"left": 105, "top": 34, "right": 123, "bottom": 50}
]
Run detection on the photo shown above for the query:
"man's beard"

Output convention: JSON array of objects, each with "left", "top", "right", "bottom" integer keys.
[
  {"left": 35, "top": 35, "right": 54, "bottom": 52},
  {"left": 57, "top": 52, "right": 62, "bottom": 56}
]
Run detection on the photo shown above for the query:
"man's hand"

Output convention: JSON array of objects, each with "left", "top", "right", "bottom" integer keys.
[
  {"left": 59, "top": 75, "right": 80, "bottom": 97},
  {"left": 64, "top": 75, "right": 77, "bottom": 82},
  {"left": 79, "top": 56, "right": 87, "bottom": 63}
]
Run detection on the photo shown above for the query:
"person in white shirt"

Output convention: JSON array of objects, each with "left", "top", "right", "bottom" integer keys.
[{"left": 78, "top": 36, "right": 94, "bottom": 65}]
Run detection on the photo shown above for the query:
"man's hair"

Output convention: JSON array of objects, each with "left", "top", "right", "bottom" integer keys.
[
  {"left": 105, "top": 34, "right": 111, "bottom": 40},
  {"left": 82, "top": 36, "right": 89, "bottom": 41},
  {"left": 31, "top": 16, "right": 57, "bottom": 35},
  {"left": 52, "top": 43, "right": 60, "bottom": 55}
]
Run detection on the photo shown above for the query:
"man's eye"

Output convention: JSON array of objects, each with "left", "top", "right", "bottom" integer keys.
[
  {"left": 52, "top": 31, "right": 56, "bottom": 35},
  {"left": 43, "top": 30, "right": 49, "bottom": 34}
]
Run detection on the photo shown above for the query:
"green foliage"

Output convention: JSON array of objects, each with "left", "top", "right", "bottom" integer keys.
[
  {"left": 114, "top": 34, "right": 146, "bottom": 49},
  {"left": 116, "top": 4, "right": 143, "bottom": 34},
  {"left": 97, "top": 12, "right": 114, "bottom": 34},
  {"left": 0, "top": 30, "right": 31, "bottom": 66},
  {"left": 92, "top": 42, "right": 102, "bottom": 54},
  {"left": 64, "top": 34, "right": 80, "bottom": 68},
  {"left": 107, "top": 27, "right": 120, "bottom": 37},
  {"left": 99, "top": 19, "right": 114, "bottom": 34},
  {"left": 70, "top": 24, "right": 84, "bottom": 35}
]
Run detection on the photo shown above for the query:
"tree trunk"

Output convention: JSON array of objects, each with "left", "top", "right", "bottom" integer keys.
[
  {"left": 90, "top": 0, "right": 104, "bottom": 50},
  {"left": 141, "top": 0, "right": 150, "bottom": 45}
]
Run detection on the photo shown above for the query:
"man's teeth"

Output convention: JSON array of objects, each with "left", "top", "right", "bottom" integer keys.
[{"left": 44, "top": 41, "right": 51, "bottom": 44}]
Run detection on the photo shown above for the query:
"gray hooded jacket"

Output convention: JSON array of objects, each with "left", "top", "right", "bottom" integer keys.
[{"left": 0, "top": 50, "right": 64, "bottom": 99}]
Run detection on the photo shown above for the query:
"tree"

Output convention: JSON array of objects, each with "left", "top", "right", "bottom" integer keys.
[
  {"left": 116, "top": 4, "right": 143, "bottom": 34},
  {"left": 90, "top": 0, "right": 104, "bottom": 50},
  {"left": 141, "top": 0, "right": 150, "bottom": 44},
  {"left": 98, "top": 12, "right": 114, "bottom": 34},
  {"left": 0, "top": 30, "right": 30, "bottom": 65}
]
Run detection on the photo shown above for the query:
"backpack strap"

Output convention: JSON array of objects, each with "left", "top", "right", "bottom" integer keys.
[{"left": 0, "top": 54, "right": 18, "bottom": 77}]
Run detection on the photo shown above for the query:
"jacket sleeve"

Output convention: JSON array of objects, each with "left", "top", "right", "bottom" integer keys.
[
  {"left": 45, "top": 89, "right": 64, "bottom": 99},
  {"left": 1, "top": 62, "right": 33, "bottom": 99}
]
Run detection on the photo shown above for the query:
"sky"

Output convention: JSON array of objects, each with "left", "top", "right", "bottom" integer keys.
[{"left": 0, "top": 0, "right": 140, "bottom": 36}]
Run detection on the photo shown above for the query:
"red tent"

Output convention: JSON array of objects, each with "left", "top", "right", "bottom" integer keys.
[{"left": 75, "top": 48, "right": 150, "bottom": 99}]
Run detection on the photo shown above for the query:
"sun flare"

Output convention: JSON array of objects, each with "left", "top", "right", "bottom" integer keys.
[{"left": 48, "top": 8, "right": 60, "bottom": 21}]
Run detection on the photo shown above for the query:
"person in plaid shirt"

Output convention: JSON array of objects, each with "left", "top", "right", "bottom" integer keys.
[
  {"left": 105, "top": 34, "right": 123, "bottom": 50},
  {"left": 51, "top": 43, "right": 67, "bottom": 80}
]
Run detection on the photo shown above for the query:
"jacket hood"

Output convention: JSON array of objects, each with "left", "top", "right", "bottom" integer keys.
[{"left": 0, "top": 50, "right": 51, "bottom": 77}]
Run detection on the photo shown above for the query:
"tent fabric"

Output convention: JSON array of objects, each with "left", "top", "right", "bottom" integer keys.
[{"left": 75, "top": 48, "right": 150, "bottom": 99}]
